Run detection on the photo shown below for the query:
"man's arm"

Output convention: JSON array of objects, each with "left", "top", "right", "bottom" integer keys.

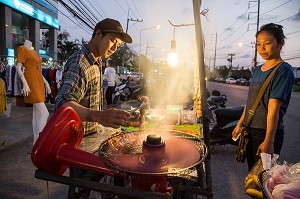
[{"left": 62, "top": 101, "right": 131, "bottom": 128}]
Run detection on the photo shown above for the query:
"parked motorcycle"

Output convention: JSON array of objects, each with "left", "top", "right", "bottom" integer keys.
[
  {"left": 200, "top": 90, "right": 244, "bottom": 149},
  {"left": 210, "top": 105, "right": 244, "bottom": 149},
  {"left": 113, "top": 80, "right": 145, "bottom": 104},
  {"left": 202, "top": 90, "right": 228, "bottom": 123},
  {"left": 207, "top": 90, "right": 227, "bottom": 110}
]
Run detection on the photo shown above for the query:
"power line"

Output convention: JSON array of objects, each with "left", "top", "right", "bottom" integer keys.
[
  {"left": 66, "top": 0, "right": 96, "bottom": 26},
  {"left": 131, "top": 0, "right": 143, "bottom": 20},
  {"left": 44, "top": 0, "right": 91, "bottom": 35},
  {"left": 74, "top": 0, "right": 99, "bottom": 24},
  {"left": 60, "top": 0, "right": 93, "bottom": 30},
  {"left": 276, "top": 12, "right": 300, "bottom": 23},
  {"left": 218, "top": 30, "right": 250, "bottom": 51},
  {"left": 86, "top": 0, "right": 106, "bottom": 19},
  {"left": 114, "top": 0, "right": 128, "bottom": 15},
  {"left": 218, "top": 20, "right": 249, "bottom": 43},
  {"left": 218, "top": 8, "right": 249, "bottom": 38},
  {"left": 249, "top": 0, "right": 293, "bottom": 20}
]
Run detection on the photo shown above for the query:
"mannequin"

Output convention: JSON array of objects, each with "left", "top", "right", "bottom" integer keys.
[{"left": 16, "top": 39, "right": 51, "bottom": 145}]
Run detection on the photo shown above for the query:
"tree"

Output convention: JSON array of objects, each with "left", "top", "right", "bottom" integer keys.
[
  {"left": 58, "top": 41, "right": 79, "bottom": 61},
  {"left": 57, "top": 30, "right": 79, "bottom": 61},
  {"left": 109, "top": 43, "right": 137, "bottom": 71},
  {"left": 213, "top": 66, "right": 230, "bottom": 78}
]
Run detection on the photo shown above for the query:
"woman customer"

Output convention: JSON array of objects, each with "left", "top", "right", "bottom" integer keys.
[{"left": 232, "top": 23, "right": 294, "bottom": 171}]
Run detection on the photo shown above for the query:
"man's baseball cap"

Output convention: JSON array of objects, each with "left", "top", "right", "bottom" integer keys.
[{"left": 94, "top": 18, "right": 132, "bottom": 43}]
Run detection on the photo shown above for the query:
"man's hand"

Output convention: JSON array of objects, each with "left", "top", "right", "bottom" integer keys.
[{"left": 95, "top": 108, "right": 131, "bottom": 128}]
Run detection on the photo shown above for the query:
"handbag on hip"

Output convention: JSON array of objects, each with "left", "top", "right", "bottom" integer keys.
[
  {"left": 235, "top": 125, "right": 250, "bottom": 163},
  {"left": 235, "top": 62, "right": 283, "bottom": 163}
]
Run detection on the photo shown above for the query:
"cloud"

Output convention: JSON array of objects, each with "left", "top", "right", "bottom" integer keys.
[
  {"left": 181, "top": 7, "right": 191, "bottom": 15},
  {"left": 236, "top": 13, "right": 248, "bottom": 21},
  {"left": 224, "top": 27, "right": 234, "bottom": 33},
  {"left": 290, "top": 11, "right": 300, "bottom": 22},
  {"left": 240, "top": 53, "right": 251, "bottom": 59}
]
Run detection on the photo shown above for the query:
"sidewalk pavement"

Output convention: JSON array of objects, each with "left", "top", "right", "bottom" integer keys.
[{"left": 0, "top": 98, "right": 53, "bottom": 151}]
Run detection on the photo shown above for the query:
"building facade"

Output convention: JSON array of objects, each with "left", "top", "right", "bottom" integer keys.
[{"left": 0, "top": 0, "right": 59, "bottom": 61}]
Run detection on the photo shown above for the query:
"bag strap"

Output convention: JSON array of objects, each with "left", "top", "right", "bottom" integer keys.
[{"left": 244, "top": 62, "right": 283, "bottom": 127}]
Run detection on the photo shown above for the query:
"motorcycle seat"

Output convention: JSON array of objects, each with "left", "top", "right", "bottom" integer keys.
[
  {"left": 208, "top": 96, "right": 226, "bottom": 103},
  {"left": 214, "top": 105, "right": 244, "bottom": 126},
  {"left": 129, "top": 85, "right": 141, "bottom": 89}
]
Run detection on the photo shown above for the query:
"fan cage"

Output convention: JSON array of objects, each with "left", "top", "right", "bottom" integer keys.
[{"left": 98, "top": 129, "right": 207, "bottom": 177}]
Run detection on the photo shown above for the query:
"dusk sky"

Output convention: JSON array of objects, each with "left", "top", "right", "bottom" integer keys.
[{"left": 57, "top": 0, "right": 300, "bottom": 68}]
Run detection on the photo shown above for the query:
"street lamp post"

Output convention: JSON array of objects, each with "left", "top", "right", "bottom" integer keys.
[
  {"left": 145, "top": 46, "right": 155, "bottom": 58},
  {"left": 139, "top": 26, "right": 160, "bottom": 72}
]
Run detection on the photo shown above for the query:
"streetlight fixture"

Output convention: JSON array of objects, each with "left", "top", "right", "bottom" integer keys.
[
  {"left": 139, "top": 25, "right": 160, "bottom": 72},
  {"left": 167, "top": 20, "right": 194, "bottom": 67}
]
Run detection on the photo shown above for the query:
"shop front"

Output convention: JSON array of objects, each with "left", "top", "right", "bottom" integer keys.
[{"left": 0, "top": 0, "right": 59, "bottom": 104}]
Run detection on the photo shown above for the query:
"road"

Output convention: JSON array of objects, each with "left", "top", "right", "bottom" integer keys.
[{"left": 0, "top": 82, "right": 299, "bottom": 199}]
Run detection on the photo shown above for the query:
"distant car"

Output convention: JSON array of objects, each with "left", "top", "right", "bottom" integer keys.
[
  {"left": 215, "top": 77, "right": 226, "bottom": 83},
  {"left": 225, "top": 77, "right": 237, "bottom": 84},
  {"left": 236, "top": 78, "right": 249, "bottom": 86}
]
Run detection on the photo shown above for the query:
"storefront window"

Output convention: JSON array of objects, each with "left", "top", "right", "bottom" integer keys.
[{"left": 11, "top": 11, "right": 29, "bottom": 49}]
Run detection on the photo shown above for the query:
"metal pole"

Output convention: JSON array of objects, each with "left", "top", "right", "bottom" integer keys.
[
  {"left": 139, "top": 26, "right": 158, "bottom": 72},
  {"left": 192, "top": 0, "right": 213, "bottom": 198},
  {"left": 253, "top": 0, "right": 260, "bottom": 68},
  {"left": 213, "top": 33, "right": 217, "bottom": 68},
  {"left": 122, "top": 17, "right": 143, "bottom": 69},
  {"left": 139, "top": 30, "right": 142, "bottom": 72}
]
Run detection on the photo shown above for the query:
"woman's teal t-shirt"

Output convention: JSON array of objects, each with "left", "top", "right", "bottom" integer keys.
[{"left": 245, "top": 62, "right": 294, "bottom": 129}]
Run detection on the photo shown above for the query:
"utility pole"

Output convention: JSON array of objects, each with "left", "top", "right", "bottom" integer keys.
[
  {"left": 212, "top": 33, "right": 217, "bottom": 68},
  {"left": 227, "top": 53, "right": 235, "bottom": 69},
  {"left": 248, "top": 0, "right": 260, "bottom": 68},
  {"left": 254, "top": 0, "right": 260, "bottom": 68},
  {"left": 121, "top": 13, "right": 143, "bottom": 70}
]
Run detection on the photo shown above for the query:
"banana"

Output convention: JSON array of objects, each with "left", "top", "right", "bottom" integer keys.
[
  {"left": 246, "top": 188, "right": 263, "bottom": 199},
  {"left": 252, "top": 175, "right": 261, "bottom": 189},
  {"left": 245, "top": 178, "right": 254, "bottom": 189},
  {"left": 244, "top": 173, "right": 252, "bottom": 184}
]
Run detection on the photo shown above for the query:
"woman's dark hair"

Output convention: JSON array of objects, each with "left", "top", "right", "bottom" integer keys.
[{"left": 255, "top": 23, "right": 286, "bottom": 46}]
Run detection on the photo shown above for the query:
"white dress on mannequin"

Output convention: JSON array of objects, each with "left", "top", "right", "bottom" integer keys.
[{"left": 16, "top": 39, "right": 51, "bottom": 145}]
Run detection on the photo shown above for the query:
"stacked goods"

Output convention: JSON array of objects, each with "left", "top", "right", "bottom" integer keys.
[
  {"left": 193, "top": 54, "right": 202, "bottom": 119},
  {"left": 267, "top": 162, "right": 300, "bottom": 199},
  {"left": 245, "top": 174, "right": 263, "bottom": 199},
  {"left": 245, "top": 160, "right": 300, "bottom": 199}
]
